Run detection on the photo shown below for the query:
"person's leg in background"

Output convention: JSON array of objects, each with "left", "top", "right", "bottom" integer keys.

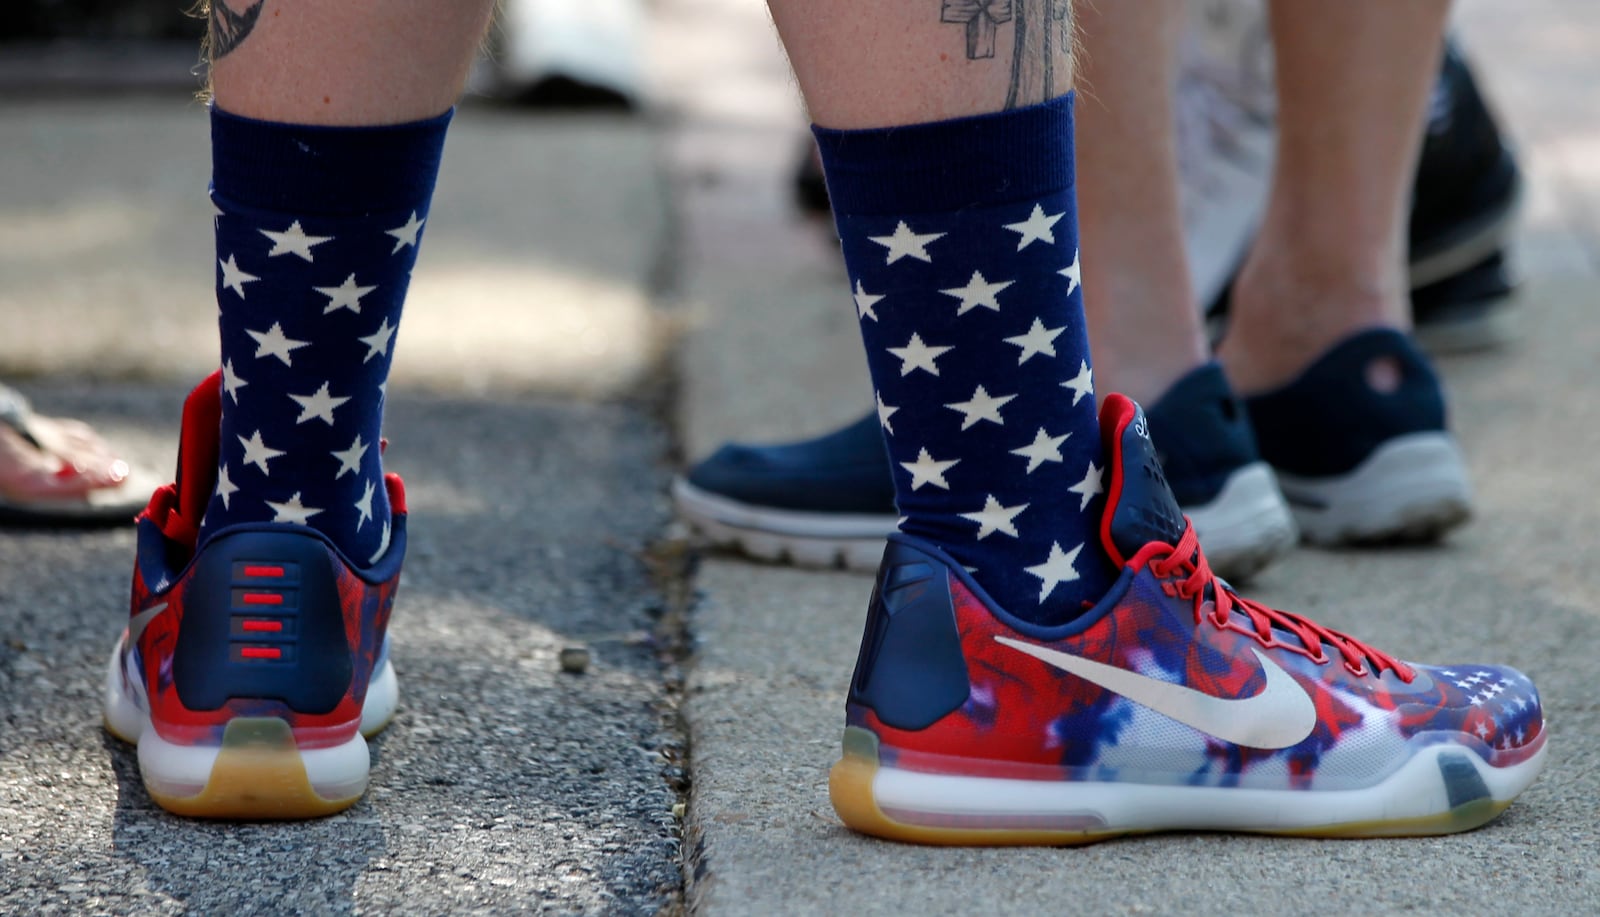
[
  {"left": 1218, "top": 0, "right": 1473, "bottom": 544},
  {"left": 766, "top": 0, "right": 1544, "bottom": 844},
  {"left": 1073, "top": 0, "right": 1296, "bottom": 576},
  {"left": 104, "top": 0, "right": 495, "bottom": 819}
]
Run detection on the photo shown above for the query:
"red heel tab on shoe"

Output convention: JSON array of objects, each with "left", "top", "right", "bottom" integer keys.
[
  {"left": 170, "top": 371, "right": 224, "bottom": 548},
  {"left": 1097, "top": 393, "right": 1186, "bottom": 569},
  {"left": 384, "top": 472, "right": 407, "bottom": 514}
]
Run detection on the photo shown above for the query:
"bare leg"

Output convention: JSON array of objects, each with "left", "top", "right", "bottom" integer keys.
[
  {"left": 1218, "top": 0, "right": 1452, "bottom": 393},
  {"left": 207, "top": 0, "right": 495, "bottom": 123},
  {"left": 770, "top": 0, "right": 1073, "bottom": 127},
  {"left": 1074, "top": 0, "right": 1204, "bottom": 405}
]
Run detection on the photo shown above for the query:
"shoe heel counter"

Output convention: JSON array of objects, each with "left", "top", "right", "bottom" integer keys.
[
  {"left": 848, "top": 540, "right": 970, "bottom": 731},
  {"left": 171, "top": 531, "right": 355, "bottom": 716}
]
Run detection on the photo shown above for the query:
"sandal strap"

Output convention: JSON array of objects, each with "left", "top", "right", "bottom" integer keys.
[{"left": 0, "top": 384, "right": 44, "bottom": 451}]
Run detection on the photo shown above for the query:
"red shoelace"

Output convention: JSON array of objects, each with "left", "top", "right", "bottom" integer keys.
[{"left": 1149, "top": 523, "right": 1412, "bottom": 681}]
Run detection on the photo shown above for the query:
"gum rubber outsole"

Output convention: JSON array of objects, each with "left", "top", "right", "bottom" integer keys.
[
  {"left": 142, "top": 718, "right": 363, "bottom": 820},
  {"left": 829, "top": 727, "right": 1539, "bottom": 846},
  {"left": 104, "top": 640, "right": 396, "bottom": 820}
]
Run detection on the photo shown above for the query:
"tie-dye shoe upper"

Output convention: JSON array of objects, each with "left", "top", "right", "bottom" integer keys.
[
  {"left": 104, "top": 371, "right": 405, "bottom": 818},
  {"left": 832, "top": 394, "right": 1544, "bottom": 844}
]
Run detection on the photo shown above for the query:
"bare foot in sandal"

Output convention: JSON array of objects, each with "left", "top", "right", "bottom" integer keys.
[{"left": 0, "top": 385, "right": 158, "bottom": 526}]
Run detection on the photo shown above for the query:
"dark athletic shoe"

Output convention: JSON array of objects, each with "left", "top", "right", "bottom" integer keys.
[
  {"left": 1144, "top": 363, "right": 1295, "bottom": 580},
  {"left": 1409, "top": 39, "right": 1522, "bottom": 289},
  {"left": 675, "top": 366, "right": 1294, "bottom": 581},
  {"left": 1244, "top": 329, "right": 1472, "bottom": 545},
  {"left": 672, "top": 414, "right": 897, "bottom": 571}
]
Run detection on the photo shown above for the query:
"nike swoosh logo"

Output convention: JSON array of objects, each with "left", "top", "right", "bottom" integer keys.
[
  {"left": 994, "top": 636, "right": 1317, "bottom": 750},
  {"left": 125, "top": 602, "right": 167, "bottom": 647}
]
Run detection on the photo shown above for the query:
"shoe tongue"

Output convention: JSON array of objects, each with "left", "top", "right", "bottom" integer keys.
[{"left": 1097, "top": 393, "right": 1187, "bottom": 566}]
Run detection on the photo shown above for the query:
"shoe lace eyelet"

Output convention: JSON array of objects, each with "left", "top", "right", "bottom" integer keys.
[
  {"left": 1307, "top": 650, "right": 1331, "bottom": 666},
  {"left": 1343, "top": 661, "right": 1369, "bottom": 678}
]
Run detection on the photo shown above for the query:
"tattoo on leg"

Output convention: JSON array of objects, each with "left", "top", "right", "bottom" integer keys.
[
  {"left": 941, "top": 0, "right": 1071, "bottom": 108},
  {"left": 210, "top": 0, "right": 266, "bottom": 60}
]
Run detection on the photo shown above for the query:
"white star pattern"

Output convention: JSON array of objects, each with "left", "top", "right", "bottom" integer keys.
[
  {"left": 1068, "top": 461, "right": 1104, "bottom": 510},
  {"left": 1011, "top": 427, "right": 1070, "bottom": 473},
  {"left": 354, "top": 480, "right": 376, "bottom": 530},
  {"left": 1003, "top": 318, "right": 1065, "bottom": 364},
  {"left": 900, "top": 448, "right": 960, "bottom": 491},
  {"left": 247, "top": 322, "right": 311, "bottom": 366},
  {"left": 876, "top": 392, "right": 899, "bottom": 435},
  {"left": 218, "top": 254, "right": 259, "bottom": 299},
  {"left": 331, "top": 434, "right": 368, "bottom": 479},
  {"left": 940, "top": 271, "right": 1014, "bottom": 315},
  {"left": 266, "top": 492, "right": 324, "bottom": 526},
  {"left": 385, "top": 211, "right": 425, "bottom": 254},
  {"left": 315, "top": 273, "right": 378, "bottom": 315},
  {"left": 1025, "top": 542, "right": 1084, "bottom": 603},
  {"left": 221, "top": 359, "right": 249, "bottom": 404},
  {"left": 260, "top": 220, "right": 334, "bottom": 262},
  {"left": 1061, "top": 360, "right": 1094, "bottom": 406},
  {"left": 945, "top": 385, "right": 1016, "bottom": 430},
  {"left": 869, "top": 221, "right": 945, "bottom": 265},
  {"left": 358, "top": 317, "right": 397, "bottom": 364},
  {"left": 289, "top": 382, "right": 351, "bottom": 426},
  {"left": 1059, "top": 248, "right": 1082, "bottom": 296},
  {"left": 960, "top": 495, "right": 1029, "bottom": 539},
  {"left": 238, "top": 430, "right": 286, "bottom": 475},
  {"left": 853, "top": 280, "right": 885, "bottom": 322},
  {"left": 887, "top": 333, "right": 953, "bottom": 377},
  {"left": 1003, "top": 204, "right": 1064, "bottom": 250},
  {"left": 215, "top": 463, "right": 239, "bottom": 510}
]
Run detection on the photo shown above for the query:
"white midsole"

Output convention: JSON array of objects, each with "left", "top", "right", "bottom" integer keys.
[
  {"left": 872, "top": 741, "right": 1546, "bottom": 832},
  {"left": 672, "top": 477, "right": 895, "bottom": 539},
  {"left": 1275, "top": 432, "right": 1472, "bottom": 544},
  {"left": 103, "top": 636, "right": 396, "bottom": 800},
  {"left": 1183, "top": 463, "right": 1297, "bottom": 563}
]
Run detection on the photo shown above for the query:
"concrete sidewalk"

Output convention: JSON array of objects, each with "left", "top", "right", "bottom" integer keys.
[{"left": 665, "top": 0, "right": 1600, "bottom": 913}]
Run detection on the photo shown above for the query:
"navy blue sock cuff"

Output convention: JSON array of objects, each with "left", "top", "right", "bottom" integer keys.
[
  {"left": 211, "top": 105, "right": 453, "bottom": 216},
  {"left": 812, "top": 93, "right": 1076, "bottom": 217}
]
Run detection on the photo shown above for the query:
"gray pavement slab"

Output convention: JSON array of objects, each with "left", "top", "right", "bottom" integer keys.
[
  {"left": 666, "top": 0, "right": 1600, "bottom": 913},
  {"left": 0, "top": 382, "right": 684, "bottom": 914}
]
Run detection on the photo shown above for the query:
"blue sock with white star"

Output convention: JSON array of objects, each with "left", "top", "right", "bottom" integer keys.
[
  {"left": 815, "top": 94, "right": 1116, "bottom": 625},
  {"left": 199, "top": 105, "right": 450, "bottom": 564}
]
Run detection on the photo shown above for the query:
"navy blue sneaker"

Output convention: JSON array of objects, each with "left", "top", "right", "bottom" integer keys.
[
  {"left": 1144, "top": 363, "right": 1295, "bottom": 579},
  {"left": 1244, "top": 328, "right": 1472, "bottom": 545},
  {"left": 672, "top": 414, "right": 897, "bottom": 570},
  {"left": 676, "top": 367, "right": 1295, "bottom": 580}
]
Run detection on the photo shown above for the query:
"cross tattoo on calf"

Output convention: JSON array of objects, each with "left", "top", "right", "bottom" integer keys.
[
  {"left": 941, "top": 0, "right": 1071, "bottom": 109},
  {"left": 941, "top": 0, "right": 1013, "bottom": 59}
]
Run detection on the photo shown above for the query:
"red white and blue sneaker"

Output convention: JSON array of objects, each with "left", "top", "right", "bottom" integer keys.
[
  {"left": 832, "top": 393, "right": 1545, "bottom": 844},
  {"left": 102, "top": 372, "right": 404, "bottom": 819}
]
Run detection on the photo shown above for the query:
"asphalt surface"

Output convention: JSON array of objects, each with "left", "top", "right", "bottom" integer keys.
[{"left": 0, "top": 384, "right": 685, "bottom": 914}]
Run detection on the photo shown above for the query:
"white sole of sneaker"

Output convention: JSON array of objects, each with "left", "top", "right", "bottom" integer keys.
[
  {"left": 102, "top": 635, "right": 397, "bottom": 819},
  {"left": 1414, "top": 293, "right": 1520, "bottom": 356},
  {"left": 1407, "top": 180, "right": 1522, "bottom": 289},
  {"left": 832, "top": 725, "right": 1546, "bottom": 844},
  {"left": 672, "top": 477, "right": 891, "bottom": 571},
  {"left": 1275, "top": 433, "right": 1473, "bottom": 546},
  {"left": 1183, "top": 462, "right": 1298, "bottom": 582}
]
